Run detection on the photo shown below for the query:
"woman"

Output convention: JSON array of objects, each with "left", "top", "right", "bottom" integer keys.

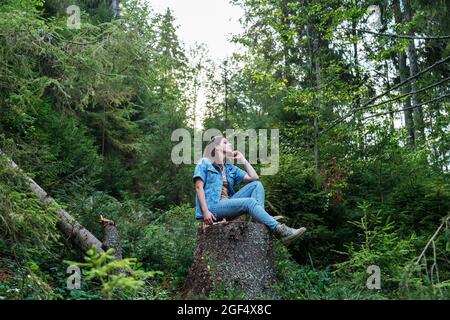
[{"left": 193, "top": 135, "right": 306, "bottom": 245}]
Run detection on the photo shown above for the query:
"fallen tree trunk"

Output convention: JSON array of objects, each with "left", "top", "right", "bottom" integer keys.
[
  {"left": 182, "top": 221, "right": 277, "bottom": 299},
  {"left": 1, "top": 151, "right": 104, "bottom": 253}
]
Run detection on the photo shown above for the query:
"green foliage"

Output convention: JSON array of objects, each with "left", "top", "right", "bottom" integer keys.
[
  {"left": 0, "top": 150, "right": 64, "bottom": 299},
  {"left": 1, "top": 0, "right": 449, "bottom": 301},
  {"left": 134, "top": 204, "right": 197, "bottom": 290},
  {"left": 206, "top": 284, "right": 247, "bottom": 300},
  {"left": 334, "top": 203, "right": 450, "bottom": 299},
  {"left": 273, "top": 240, "right": 384, "bottom": 300},
  {"left": 65, "top": 246, "right": 162, "bottom": 300},
  {"left": 334, "top": 202, "right": 417, "bottom": 293},
  {"left": 262, "top": 153, "right": 337, "bottom": 265},
  {"left": 0, "top": 260, "right": 63, "bottom": 300},
  {"left": 0, "top": 150, "right": 60, "bottom": 260}
]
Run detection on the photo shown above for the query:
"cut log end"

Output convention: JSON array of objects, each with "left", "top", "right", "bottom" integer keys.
[
  {"left": 99, "top": 216, "right": 123, "bottom": 261},
  {"left": 182, "top": 221, "right": 277, "bottom": 299}
]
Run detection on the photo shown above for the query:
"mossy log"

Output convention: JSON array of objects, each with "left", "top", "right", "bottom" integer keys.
[
  {"left": 1, "top": 151, "right": 104, "bottom": 253},
  {"left": 182, "top": 221, "right": 276, "bottom": 299}
]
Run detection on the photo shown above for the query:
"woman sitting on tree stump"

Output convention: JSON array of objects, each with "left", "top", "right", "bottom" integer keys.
[{"left": 193, "top": 134, "right": 306, "bottom": 245}]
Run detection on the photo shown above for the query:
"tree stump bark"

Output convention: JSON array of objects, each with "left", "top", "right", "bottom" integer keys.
[
  {"left": 99, "top": 216, "right": 123, "bottom": 260},
  {"left": 182, "top": 221, "right": 277, "bottom": 299}
]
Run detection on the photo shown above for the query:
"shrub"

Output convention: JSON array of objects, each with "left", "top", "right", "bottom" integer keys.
[
  {"left": 134, "top": 204, "right": 197, "bottom": 291},
  {"left": 65, "top": 247, "right": 162, "bottom": 300}
]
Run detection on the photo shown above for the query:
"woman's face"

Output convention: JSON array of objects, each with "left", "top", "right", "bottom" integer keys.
[{"left": 216, "top": 137, "right": 233, "bottom": 155}]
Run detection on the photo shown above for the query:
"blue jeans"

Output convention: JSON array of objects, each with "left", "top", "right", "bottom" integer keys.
[{"left": 209, "top": 181, "right": 280, "bottom": 231}]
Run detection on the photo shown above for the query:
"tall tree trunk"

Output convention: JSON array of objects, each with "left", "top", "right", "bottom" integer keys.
[
  {"left": 306, "top": 16, "right": 320, "bottom": 170},
  {"left": 380, "top": 3, "right": 395, "bottom": 131},
  {"left": 280, "top": 0, "right": 294, "bottom": 86},
  {"left": 352, "top": 11, "right": 366, "bottom": 157},
  {"left": 313, "top": 40, "right": 321, "bottom": 171},
  {"left": 403, "top": 0, "right": 426, "bottom": 143},
  {"left": 393, "top": 0, "right": 416, "bottom": 148},
  {"left": 384, "top": 60, "right": 396, "bottom": 131},
  {"left": 223, "top": 59, "right": 229, "bottom": 126}
]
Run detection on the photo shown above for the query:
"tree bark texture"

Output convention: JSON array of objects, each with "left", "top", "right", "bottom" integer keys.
[{"left": 182, "top": 221, "right": 277, "bottom": 299}]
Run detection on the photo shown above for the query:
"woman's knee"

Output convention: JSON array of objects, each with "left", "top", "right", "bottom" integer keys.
[
  {"left": 254, "top": 181, "right": 264, "bottom": 196},
  {"left": 243, "top": 198, "right": 258, "bottom": 209},
  {"left": 249, "top": 180, "right": 263, "bottom": 190}
]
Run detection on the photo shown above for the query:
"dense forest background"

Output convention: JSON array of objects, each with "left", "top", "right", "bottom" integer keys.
[{"left": 0, "top": 0, "right": 449, "bottom": 299}]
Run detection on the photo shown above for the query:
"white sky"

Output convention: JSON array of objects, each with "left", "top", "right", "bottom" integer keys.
[
  {"left": 144, "top": 1, "right": 245, "bottom": 128},
  {"left": 148, "top": 0, "right": 244, "bottom": 62}
]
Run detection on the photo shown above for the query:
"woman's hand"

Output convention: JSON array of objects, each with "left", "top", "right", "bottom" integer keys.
[
  {"left": 232, "top": 150, "right": 245, "bottom": 161},
  {"left": 203, "top": 210, "right": 217, "bottom": 225},
  {"left": 233, "top": 150, "right": 260, "bottom": 182}
]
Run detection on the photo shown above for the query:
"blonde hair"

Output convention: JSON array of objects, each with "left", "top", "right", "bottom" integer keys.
[{"left": 203, "top": 135, "right": 225, "bottom": 163}]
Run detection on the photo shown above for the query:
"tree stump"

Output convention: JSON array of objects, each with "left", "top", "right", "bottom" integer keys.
[
  {"left": 182, "top": 221, "right": 277, "bottom": 299},
  {"left": 99, "top": 216, "right": 123, "bottom": 260}
]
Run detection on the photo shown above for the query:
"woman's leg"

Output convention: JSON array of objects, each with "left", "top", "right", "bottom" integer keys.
[
  {"left": 231, "top": 181, "right": 265, "bottom": 208},
  {"left": 210, "top": 197, "right": 279, "bottom": 231}
]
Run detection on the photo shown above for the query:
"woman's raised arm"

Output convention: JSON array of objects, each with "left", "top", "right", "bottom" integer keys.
[{"left": 232, "top": 151, "right": 259, "bottom": 182}]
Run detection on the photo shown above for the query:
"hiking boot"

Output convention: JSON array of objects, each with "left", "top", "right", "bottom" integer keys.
[
  {"left": 273, "top": 215, "right": 286, "bottom": 222},
  {"left": 274, "top": 223, "right": 306, "bottom": 245}
]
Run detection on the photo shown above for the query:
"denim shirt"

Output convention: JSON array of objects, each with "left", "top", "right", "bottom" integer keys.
[{"left": 192, "top": 157, "right": 247, "bottom": 219}]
